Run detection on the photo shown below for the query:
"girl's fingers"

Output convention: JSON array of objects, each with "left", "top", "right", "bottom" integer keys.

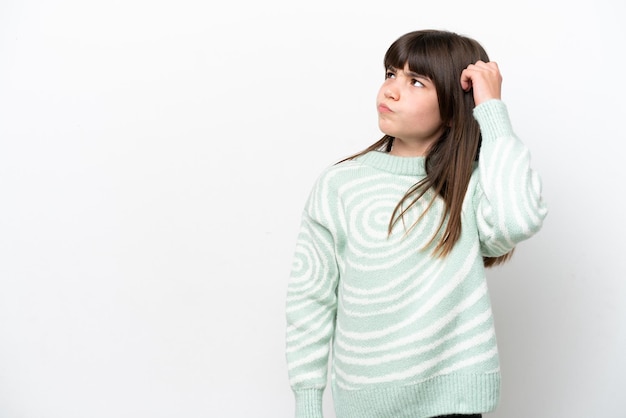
[{"left": 460, "top": 61, "right": 502, "bottom": 105}]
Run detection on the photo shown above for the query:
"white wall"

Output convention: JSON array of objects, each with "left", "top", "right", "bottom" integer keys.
[{"left": 1, "top": 1, "right": 624, "bottom": 417}]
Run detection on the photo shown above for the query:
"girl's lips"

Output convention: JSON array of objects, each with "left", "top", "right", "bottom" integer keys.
[{"left": 378, "top": 103, "right": 392, "bottom": 113}]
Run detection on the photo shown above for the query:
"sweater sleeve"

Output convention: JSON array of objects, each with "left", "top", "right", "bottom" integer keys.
[
  {"left": 286, "top": 176, "right": 340, "bottom": 418},
  {"left": 472, "top": 99, "right": 548, "bottom": 257}
]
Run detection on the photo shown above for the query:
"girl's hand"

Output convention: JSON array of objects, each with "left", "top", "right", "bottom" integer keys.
[{"left": 460, "top": 60, "right": 502, "bottom": 106}]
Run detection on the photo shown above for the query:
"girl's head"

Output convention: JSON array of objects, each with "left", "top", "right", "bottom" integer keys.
[{"left": 382, "top": 29, "right": 490, "bottom": 138}]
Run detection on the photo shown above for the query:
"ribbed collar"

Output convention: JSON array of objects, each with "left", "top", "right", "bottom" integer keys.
[{"left": 356, "top": 151, "right": 426, "bottom": 176}]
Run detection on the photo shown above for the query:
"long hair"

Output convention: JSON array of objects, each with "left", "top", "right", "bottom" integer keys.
[{"left": 341, "top": 30, "right": 513, "bottom": 268}]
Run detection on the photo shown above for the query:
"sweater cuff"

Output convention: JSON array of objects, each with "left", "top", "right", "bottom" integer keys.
[
  {"left": 294, "top": 388, "right": 324, "bottom": 418},
  {"left": 473, "top": 99, "right": 514, "bottom": 144}
]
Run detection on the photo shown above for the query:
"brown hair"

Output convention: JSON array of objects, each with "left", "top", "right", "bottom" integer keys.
[{"left": 341, "top": 30, "right": 513, "bottom": 268}]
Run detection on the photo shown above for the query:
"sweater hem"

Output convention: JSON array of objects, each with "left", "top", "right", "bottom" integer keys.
[
  {"left": 473, "top": 99, "right": 514, "bottom": 143},
  {"left": 331, "top": 372, "right": 500, "bottom": 418}
]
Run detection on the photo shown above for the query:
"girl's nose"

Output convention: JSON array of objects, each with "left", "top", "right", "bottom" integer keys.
[{"left": 384, "top": 88, "right": 398, "bottom": 100}]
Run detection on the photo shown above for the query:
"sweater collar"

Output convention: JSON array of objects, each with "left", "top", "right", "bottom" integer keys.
[{"left": 356, "top": 151, "right": 426, "bottom": 176}]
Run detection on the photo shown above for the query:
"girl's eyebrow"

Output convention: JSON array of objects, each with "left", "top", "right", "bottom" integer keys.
[
  {"left": 386, "top": 66, "right": 432, "bottom": 81},
  {"left": 387, "top": 66, "right": 429, "bottom": 79}
]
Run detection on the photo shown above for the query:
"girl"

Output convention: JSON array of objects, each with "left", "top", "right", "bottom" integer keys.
[{"left": 285, "top": 29, "right": 547, "bottom": 418}]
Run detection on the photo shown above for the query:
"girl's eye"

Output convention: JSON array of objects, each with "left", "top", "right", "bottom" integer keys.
[
  {"left": 412, "top": 79, "right": 425, "bottom": 87},
  {"left": 385, "top": 71, "right": 395, "bottom": 79}
]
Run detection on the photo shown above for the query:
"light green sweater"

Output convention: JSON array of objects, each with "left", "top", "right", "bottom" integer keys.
[{"left": 285, "top": 100, "right": 548, "bottom": 418}]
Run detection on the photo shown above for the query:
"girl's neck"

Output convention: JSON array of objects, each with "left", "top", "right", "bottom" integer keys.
[{"left": 389, "top": 137, "right": 432, "bottom": 157}]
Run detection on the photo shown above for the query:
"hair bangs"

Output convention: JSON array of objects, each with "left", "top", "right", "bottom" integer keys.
[{"left": 383, "top": 35, "right": 439, "bottom": 81}]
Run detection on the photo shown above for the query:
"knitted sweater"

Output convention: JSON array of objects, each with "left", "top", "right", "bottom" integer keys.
[{"left": 285, "top": 99, "right": 548, "bottom": 418}]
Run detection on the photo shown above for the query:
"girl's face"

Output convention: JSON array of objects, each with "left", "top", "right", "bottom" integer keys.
[{"left": 376, "top": 63, "right": 445, "bottom": 156}]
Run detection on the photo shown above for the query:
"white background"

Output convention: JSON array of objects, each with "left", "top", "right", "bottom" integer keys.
[{"left": 1, "top": 0, "right": 625, "bottom": 417}]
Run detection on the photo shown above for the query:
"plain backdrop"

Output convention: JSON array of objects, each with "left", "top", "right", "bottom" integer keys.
[{"left": 1, "top": 0, "right": 625, "bottom": 417}]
